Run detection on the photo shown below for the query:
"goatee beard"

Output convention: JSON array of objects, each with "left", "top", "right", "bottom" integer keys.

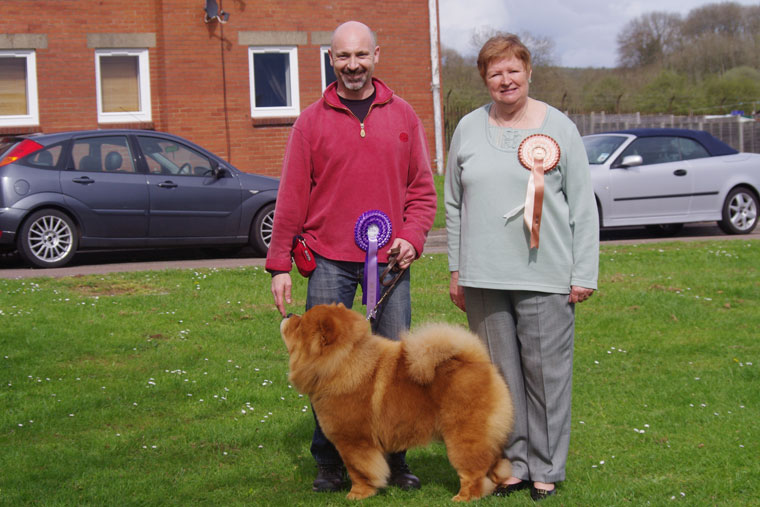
[{"left": 341, "top": 73, "right": 367, "bottom": 91}]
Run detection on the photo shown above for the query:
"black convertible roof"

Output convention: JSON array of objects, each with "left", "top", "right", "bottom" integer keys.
[{"left": 603, "top": 128, "right": 739, "bottom": 156}]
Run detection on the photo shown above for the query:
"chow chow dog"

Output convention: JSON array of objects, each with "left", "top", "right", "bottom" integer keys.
[{"left": 279, "top": 303, "right": 514, "bottom": 501}]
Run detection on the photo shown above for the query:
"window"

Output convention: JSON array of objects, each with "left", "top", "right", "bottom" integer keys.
[
  {"left": 678, "top": 138, "right": 710, "bottom": 160},
  {"left": 583, "top": 135, "right": 626, "bottom": 165},
  {"left": 0, "top": 50, "right": 39, "bottom": 127},
  {"left": 95, "top": 49, "right": 151, "bottom": 123},
  {"left": 619, "top": 137, "right": 681, "bottom": 166},
  {"left": 137, "top": 136, "right": 213, "bottom": 176},
  {"left": 24, "top": 144, "right": 63, "bottom": 169},
  {"left": 320, "top": 46, "right": 337, "bottom": 91},
  {"left": 71, "top": 136, "right": 136, "bottom": 173},
  {"left": 248, "top": 46, "right": 300, "bottom": 118}
]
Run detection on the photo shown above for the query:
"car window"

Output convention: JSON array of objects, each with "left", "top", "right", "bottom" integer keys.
[
  {"left": 71, "top": 136, "right": 135, "bottom": 173},
  {"left": 24, "top": 144, "right": 63, "bottom": 169},
  {"left": 137, "top": 136, "right": 214, "bottom": 177},
  {"left": 619, "top": 137, "right": 681, "bottom": 166},
  {"left": 678, "top": 137, "right": 710, "bottom": 160},
  {"left": 583, "top": 135, "right": 627, "bottom": 164}
]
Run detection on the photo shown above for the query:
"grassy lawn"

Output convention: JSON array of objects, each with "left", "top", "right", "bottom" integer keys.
[{"left": 1, "top": 239, "right": 758, "bottom": 505}]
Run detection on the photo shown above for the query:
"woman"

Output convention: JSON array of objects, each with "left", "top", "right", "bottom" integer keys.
[{"left": 445, "top": 34, "right": 599, "bottom": 501}]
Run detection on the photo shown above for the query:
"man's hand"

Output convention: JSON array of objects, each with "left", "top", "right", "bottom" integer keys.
[
  {"left": 569, "top": 285, "right": 594, "bottom": 304},
  {"left": 271, "top": 273, "right": 292, "bottom": 317},
  {"left": 389, "top": 238, "right": 417, "bottom": 269},
  {"left": 449, "top": 271, "right": 466, "bottom": 312}
]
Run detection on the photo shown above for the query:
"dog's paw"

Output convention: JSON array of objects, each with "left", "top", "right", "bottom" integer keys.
[{"left": 346, "top": 486, "right": 377, "bottom": 500}]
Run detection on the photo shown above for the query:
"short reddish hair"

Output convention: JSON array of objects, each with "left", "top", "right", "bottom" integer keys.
[{"left": 477, "top": 34, "right": 532, "bottom": 83}]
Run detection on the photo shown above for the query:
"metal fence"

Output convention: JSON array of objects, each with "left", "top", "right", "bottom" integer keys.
[
  {"left": 569, "top": 112, "right": 760, "bottom": 154},
  {"left": 443, "top": 107, "right": 760, "bottom": 154}
]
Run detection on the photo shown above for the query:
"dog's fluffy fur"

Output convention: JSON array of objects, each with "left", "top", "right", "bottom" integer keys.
[{"left": 280, "top": 303, "right": 514, "bottom": 501}]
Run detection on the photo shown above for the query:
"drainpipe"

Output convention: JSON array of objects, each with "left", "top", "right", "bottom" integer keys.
[{"left": 428, "top": 0, "right": 444, "bottom": 174}]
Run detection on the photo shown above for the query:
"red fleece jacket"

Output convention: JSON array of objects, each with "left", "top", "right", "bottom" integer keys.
[{"left": 265, "top": 78, "right": 437, "bottom": 272}]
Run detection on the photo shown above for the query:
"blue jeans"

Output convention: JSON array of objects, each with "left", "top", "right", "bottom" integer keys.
[{"left": 306, "top": 253, "right": 411, "bottom": 465}]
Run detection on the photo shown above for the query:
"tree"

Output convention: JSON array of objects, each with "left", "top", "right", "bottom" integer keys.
[
  {"left": 632, "top": 70, "right": 694, "bottom": 114},
  {"left": 441, "top": 45, "right": 488, "bottom": 104},
  {"left": 469, "top": 26, "right": 557, "bottom": 68},
  {"left": 682, "top": 2, "right": 745, "bottom": 38},
  {"left": 702, "top": 66, "right": 760, "bottom": 114},
  {"left": 674, "top": 2, "right": 759, "bottom": 77},
  {"left": 672, "top": 32, "right": 745, "bottom": 78},
  {"left": 582, "top": 76, "right": 626, "bottom": 113},
  {"left": 616, "top": 12, "right": 682, "bottom": 68}
]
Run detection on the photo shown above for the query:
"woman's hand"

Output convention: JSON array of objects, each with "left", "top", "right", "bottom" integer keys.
[
  {"left": 449, "top": 271, "right": 466, "bottom": 312},
  {"left": 569, "top": 285, "right": 594, "bottom": 304}
]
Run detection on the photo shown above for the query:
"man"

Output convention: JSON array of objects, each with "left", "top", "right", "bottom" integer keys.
[{"left": 265, "top": 21, "right": 437, "bottom": 493}]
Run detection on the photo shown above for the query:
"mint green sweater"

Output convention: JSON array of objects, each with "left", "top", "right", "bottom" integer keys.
[{"left": 445, "top": 103, "right": 599, "bottom": 293}]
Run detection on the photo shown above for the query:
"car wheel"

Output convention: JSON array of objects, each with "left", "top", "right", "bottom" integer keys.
[
  {"left": 645, "top": 223, "right": 684, "bottom": 236},
  {"left": 249, "top": 202, "right": 275, "bottom": 257},
  {"left": 718, "top": 187, "right": 758, "bottom": 234},
  {"left": 17, "top": 209, "right": 79, "bottom": 268}
]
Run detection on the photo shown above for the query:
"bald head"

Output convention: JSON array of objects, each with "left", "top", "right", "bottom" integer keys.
[
  {"left": 331, "top": 21, "right": 376, "bottom": 51},
  {"left": 329, "top": 20, "right": 380, "bottom": 99}
]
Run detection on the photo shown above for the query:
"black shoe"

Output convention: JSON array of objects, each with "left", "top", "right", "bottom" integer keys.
[
  {"left": 494, "top": 480, "right": 529, "bottom": 497},
  {"left": 530, "top": 484, "right": 557, "bottom": 501},
  {"left": 387, "top": 456, "right": 421, "bottom": 490},
  {"left": 312, "top": 464, "right": 346, "bottom": 492}
]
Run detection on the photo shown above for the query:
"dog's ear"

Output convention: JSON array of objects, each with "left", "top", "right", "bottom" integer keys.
[
  {"left": 318, "top": 313, "right": 339, "bottom": 347},
  {"left": 336, "top": 302, "right": 346, "bottom": 309}
]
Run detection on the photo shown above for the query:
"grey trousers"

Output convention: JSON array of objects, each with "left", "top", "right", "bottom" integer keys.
[{"left": 464, "top": 288, "right": 575, "bottom": 483}]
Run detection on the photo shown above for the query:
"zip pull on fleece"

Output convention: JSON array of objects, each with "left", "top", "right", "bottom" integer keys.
[{"left": 360, "top": 123, "right": 366, "bottom": 138}]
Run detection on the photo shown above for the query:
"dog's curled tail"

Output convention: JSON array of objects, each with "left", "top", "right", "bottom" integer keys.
[{"left": 402, "top": 323, "right": 491, "bottom": 384}]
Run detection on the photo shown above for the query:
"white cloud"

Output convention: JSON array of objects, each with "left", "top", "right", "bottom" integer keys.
[{"left": 439, "top": 0, "right": 759, "bottom": 68}]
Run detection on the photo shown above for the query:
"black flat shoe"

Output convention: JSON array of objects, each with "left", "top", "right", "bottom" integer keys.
[
  {"left": 493, "top": 480, "right": 529, "bottom": 496},
  {"left": 530, "top": 484, "right": 557, "bottom": 501}
]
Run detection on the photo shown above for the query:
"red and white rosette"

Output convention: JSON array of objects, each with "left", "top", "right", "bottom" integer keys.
[{"left": 518, "top": 134, "right": 560, "bottom": 249}]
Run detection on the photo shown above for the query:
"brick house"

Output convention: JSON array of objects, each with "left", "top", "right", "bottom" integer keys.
[{"left": 0, "top": 0, "right": 444, "bottom": 177}]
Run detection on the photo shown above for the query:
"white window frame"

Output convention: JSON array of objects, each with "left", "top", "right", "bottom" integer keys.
[
  {"left": 248, "top": 46, "right": 300, "bottom": 118},
  {"left": 0, "top": 49, "right": 39, "bottom": 127},
  {"left": 320, "top": 46, "right": 337, "bottom": 92},
  {"left": 94, "top": 48, "right": 152, "bottom": 123}
]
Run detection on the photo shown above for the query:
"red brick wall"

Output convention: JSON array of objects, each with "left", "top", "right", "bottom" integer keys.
[{"left": 1, "top": 0, "right": 441, "bottom": 178}]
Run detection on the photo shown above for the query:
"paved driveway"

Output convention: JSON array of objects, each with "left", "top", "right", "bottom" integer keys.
[{"left": 1, "top": 223, "right": 757, "bottom": 279}]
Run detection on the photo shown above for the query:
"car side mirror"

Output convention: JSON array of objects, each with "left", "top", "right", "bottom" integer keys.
[
  {"left": 617, "top": 155, "right": 643, "bottom": 168},
  {"left": 210, "top": 161, "right": 226, "bottom": 179}
]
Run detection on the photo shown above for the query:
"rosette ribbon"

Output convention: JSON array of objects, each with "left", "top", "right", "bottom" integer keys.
[
  {"left": 505, "top": 134, "right": 560, "bottom": 249},
  {"left": 354, "top": 210, "right": 392, "bottom": 318}
]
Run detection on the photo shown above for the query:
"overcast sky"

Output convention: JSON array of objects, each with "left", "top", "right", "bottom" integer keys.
[{"left": 438, "top": 0, "right": 758, "bottom": 68}]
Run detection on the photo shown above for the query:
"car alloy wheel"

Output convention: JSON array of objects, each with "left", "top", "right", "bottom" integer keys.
[
  {"left": 250, "top": 202, "right": 275, "bottom": 257},
  {"left": 18, "top": 209, "right": 79, "bottom": 268},
  {"left": 719, "top": 187, "right": 758, "bottom": 235}
]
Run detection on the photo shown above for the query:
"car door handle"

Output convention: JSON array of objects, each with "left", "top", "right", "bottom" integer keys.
[
  {"left": 72, "top": 176, "right": 95, "bottom": 185},
  {"left": 673, "top": 169, "right": 688, "bottom": 176},
  {"left": 157, "top": 181, "right": 178, "bottom": 188}
]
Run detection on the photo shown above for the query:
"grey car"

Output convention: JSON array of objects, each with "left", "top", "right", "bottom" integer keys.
[
  {"left": 583, "top": 128, "right": 759, "bottom": 235},
  {"left": 0, "top": 129, "right": 278, "bottom": 268}
]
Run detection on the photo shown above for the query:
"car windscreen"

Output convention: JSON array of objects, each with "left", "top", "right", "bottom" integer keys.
[{"left": 583, "top": 135, "right": 627, "bottom": 165}]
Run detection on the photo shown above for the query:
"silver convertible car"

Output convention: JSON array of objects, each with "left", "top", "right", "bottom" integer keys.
[
  {"left": 583, "top": 128, "right": 758, "bottom": 235},
  {"left": 0, "top": 130, "right": 278, "bottom": 268}
]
